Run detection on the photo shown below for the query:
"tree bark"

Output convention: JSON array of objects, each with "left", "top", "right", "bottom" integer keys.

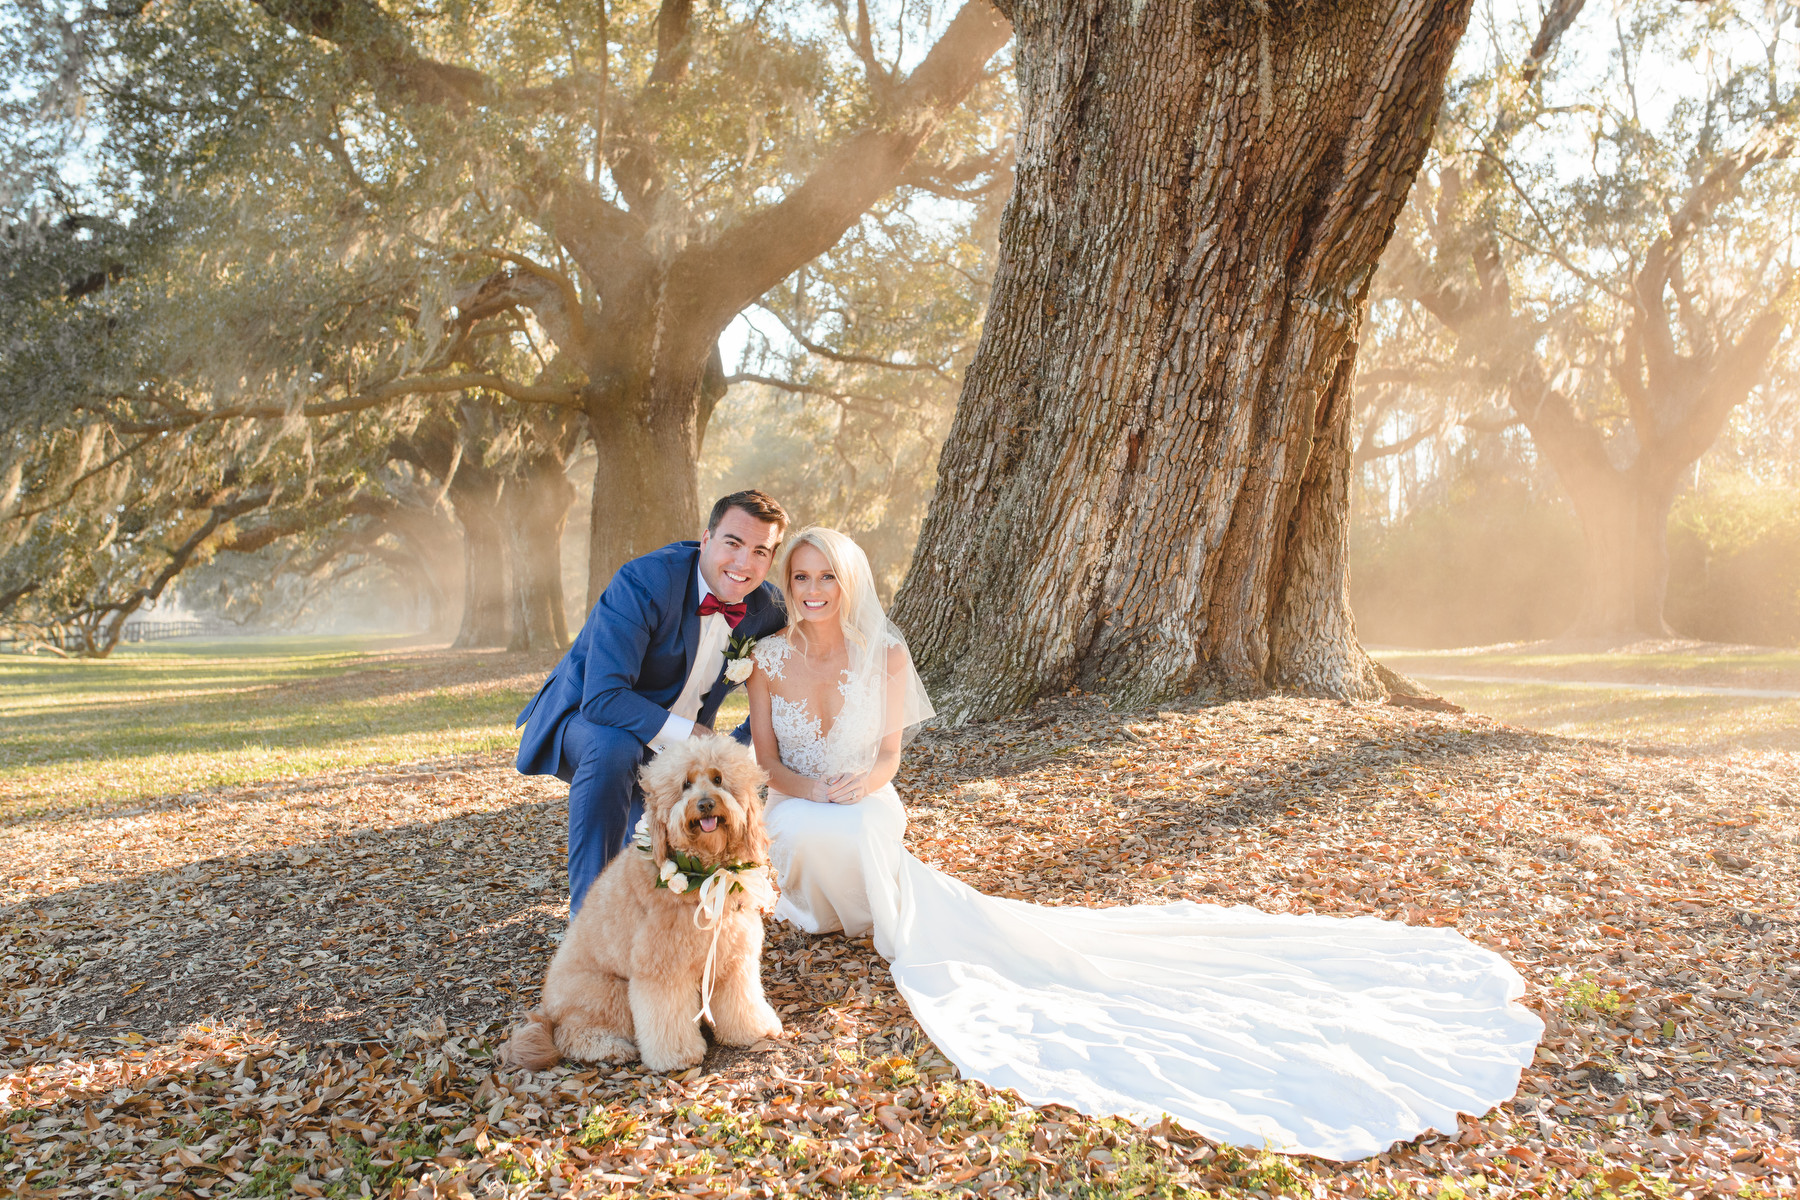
[
  {"left": 893, "top": 0, "right": 1472, "bottom": 722},
  {"left": 243, "top": 0, "right": 1013, "bottom": 606},
  {"left": 453, "top": 502, "right": 509, "bottom": 649},
  {"left": 504, "top": 451, "right": 577, "bottom": 651},
  {"left": 447, "top": 467, "right": 509, "bottom": 649},
  {"left": 1558, "top": 467, "right": 1678, "bottom": 638},
  {"left": 576, "top": 331, "right": 713, "bottom": 603}
]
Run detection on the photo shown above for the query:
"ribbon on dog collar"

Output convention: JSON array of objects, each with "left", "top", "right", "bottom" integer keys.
[{"left": 691, "top": 866, "right": 777, "bottom": 1025}]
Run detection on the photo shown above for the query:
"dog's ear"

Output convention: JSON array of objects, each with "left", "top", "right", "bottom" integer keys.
[
  {"left": 637, "top": 754, "right": 679, "bottom": 865},
  {"left": 722, "top": 750, "right": 770, "bottom": 865}
]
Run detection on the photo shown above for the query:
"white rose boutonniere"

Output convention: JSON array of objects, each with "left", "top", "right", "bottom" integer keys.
[{"left": 722, "top": 633, "right": 756, "bottom": 684}]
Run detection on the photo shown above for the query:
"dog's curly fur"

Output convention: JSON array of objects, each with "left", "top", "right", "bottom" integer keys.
[{"left": 498, "top": 735, "right": 783, "bottom": 1072}]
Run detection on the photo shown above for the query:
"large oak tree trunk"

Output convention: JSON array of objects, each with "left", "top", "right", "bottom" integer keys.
[
  {"left": 1558, "top": 464, "right": 1678, "bottom": 639},
  {"left": 505, "top": 451, "right": 577, "bottom": 651},
  {"left": 579, "top": 332, "right": 712, "bottom": 604},
  {"left": 894, "top": 0, "right": 1472, "bottom": 722},
  {"left": 450, "top": 475, "right": 509, "bottom": 649}
]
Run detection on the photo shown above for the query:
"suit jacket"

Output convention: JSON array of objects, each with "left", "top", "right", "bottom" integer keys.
[{"left": 514, "top": 540, "right": 786, "bottom": 778}]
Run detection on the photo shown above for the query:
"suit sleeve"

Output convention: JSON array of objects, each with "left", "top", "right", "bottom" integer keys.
[{"left": 577, "top": 558, "right": 680, "bottom": 743}]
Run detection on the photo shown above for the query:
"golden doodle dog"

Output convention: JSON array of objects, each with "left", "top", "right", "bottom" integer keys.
[{"left": 499, "top": 735, "right": 783, "bottom": 1072}]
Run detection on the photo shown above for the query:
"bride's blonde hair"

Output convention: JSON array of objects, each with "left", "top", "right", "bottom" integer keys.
[{"left": 774, "top": 526, "right": 872, "bottom": 656}]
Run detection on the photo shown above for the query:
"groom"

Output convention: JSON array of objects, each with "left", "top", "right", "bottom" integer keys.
[{"left": 514, "top": 490, "right": 789, "bottom": 912}]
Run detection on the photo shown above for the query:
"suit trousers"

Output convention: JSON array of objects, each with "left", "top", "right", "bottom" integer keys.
[{"left": 557, "top": 715, "right": 649, "bottom": 914}]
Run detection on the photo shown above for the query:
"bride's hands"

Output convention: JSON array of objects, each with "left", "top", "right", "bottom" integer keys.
[{"left": 822, "top": 773, "right": 870, "bottom": 804}]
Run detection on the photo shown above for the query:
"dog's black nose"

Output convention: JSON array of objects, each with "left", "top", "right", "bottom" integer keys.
[{"left": 697, "top": 795, "right": 716, "bottom": 815}]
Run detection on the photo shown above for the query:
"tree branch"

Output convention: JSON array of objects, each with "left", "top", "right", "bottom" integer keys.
[
  {"left": 5, "top": 432, "right": 158, "bottom": 524},
  {"left": 0, "top": 581, "right": 38, "bottom": 621},
  {"left": 454, "top": 252, "right": 592, "bottom": 359},
  {"left": 651, "top": 0, "right": 697, "bottom": 85},
  {"left": 726, "top": 372, "right": 895, "bottom": 415},
  {"left": 109, "top": 373, "right": 584, "bottom": 436},
  {"left": 1634, "top": 124, "right": 1798, "bottom": 372},
  {"left": 1458, "top": 410, "right": 1524, "bottom": 434},
  {"left": 75, "top": 489, "right": 279, "bottom": 655},
  {"left": 250, "top": 0, "right": 492, "bottom": 108},
  {"left": 671, "top": 0, "right": 1012, "bottom": 340},
  {"left": 1352, "top": 421, "right": 1438, "bottom": 465},
  {"left": 751, "top": 303, "right": 957, "bottom": 381}
]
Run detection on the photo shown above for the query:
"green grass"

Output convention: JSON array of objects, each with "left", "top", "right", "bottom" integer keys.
[
  {"left": 8, "top": 630, "right": 1780, "bottom": 823},
  {"left": 1406, "top": 679, "right": 1800, "bottom": 753},
  {"left": 0, "top": 637, "right": 562, "bottom": 816},
  {"left": 0, "top": 636, "right": 756, "bottom": 818},
  {"left": 1371, "top": 643, "right": 1800, "bottom": 752},
  {"left": 1373, "top": 644, "right": 1800, "bottom": 689}
]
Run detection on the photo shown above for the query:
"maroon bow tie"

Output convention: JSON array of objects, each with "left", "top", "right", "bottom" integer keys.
[{"left": 698, "top": 594, "right": 748, "bottom": 628}]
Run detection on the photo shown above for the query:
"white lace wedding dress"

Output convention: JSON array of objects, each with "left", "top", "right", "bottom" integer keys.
[{"left": 754, "top": 633, "right": 1542, "bottom": 1161}]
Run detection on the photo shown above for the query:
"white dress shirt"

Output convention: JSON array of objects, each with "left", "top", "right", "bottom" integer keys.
[{"left": 649, "top": 564, "right": 733, "bottom": 752}]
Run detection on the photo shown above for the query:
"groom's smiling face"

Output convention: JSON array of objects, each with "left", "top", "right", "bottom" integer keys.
[{"left": 699, "top": 508, "right": 782, "bottom": 603}]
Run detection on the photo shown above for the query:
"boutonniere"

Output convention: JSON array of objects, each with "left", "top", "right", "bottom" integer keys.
[{"left": 722, "top": 633, "right": 757, "bottom": 684}]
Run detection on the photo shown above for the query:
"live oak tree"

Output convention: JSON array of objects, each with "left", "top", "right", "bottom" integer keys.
[
  {"left": 3, "top": 0, "right": 1014, "bottom": 645},
  {"left": 893, "top": 0, "right": 1476, "bottom": 721},
  {"left": 708, "top": 164, "right": 1009, "bottom": 596},
  {"left": 1385, "top": 0, "right": 1800, "bottom": 639},
  {"left": 233, "top": 0, "right": 1015, "bottom": 600}
]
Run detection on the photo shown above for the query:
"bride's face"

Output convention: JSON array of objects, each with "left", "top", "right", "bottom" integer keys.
[{"left": 787, "top": 543, "right": 842, "bottom": 626}]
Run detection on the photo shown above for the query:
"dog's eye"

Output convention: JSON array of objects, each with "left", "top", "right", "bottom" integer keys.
[{"left": 711, "top": 770, "right": 722, "bottom": 785}]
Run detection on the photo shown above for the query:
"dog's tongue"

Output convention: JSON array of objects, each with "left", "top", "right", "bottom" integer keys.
[{"left": 699, "top": 816, "right": 720, "bottom": 832}]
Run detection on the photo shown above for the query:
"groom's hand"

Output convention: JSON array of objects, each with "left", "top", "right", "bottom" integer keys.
[{"left": 692, "top": 722, "right": 715, "bottom": 736}]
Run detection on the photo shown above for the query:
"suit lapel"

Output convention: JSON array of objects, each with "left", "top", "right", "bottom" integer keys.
[
  {"left": 678, "top": 550, "right": 702, "bottom": 688},
  {"left": 744, "top": 582, "right": 781, "bottom": 636},
  {"left": 697, "top": 583, "right": 779, "bottom": 715}
]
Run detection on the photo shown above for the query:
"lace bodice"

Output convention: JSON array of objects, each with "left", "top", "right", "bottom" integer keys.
[{"left": 753, "top": 632, "right": 886, "bottom": 780}]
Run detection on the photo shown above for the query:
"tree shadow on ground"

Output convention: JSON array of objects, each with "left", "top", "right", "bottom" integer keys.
[
  {"left": 6, "top": 798, "right": 572, "bottom": 1045},
  {"left": 3, "top": 776, "right": 888, "bottom": 1069}
]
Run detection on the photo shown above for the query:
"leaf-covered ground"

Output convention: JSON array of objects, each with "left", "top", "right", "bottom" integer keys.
[{"left": 4, "top": 687, "right": 1798, "bottom": 1198}]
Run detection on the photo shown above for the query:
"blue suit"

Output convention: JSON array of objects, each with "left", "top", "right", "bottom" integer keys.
[{"left": 515, "top": 541, "right": 785, "bottom": 911}]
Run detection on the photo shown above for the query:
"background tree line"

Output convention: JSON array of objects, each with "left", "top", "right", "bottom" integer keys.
[
  {"left": 3, "top": 0, "right": 1797, "bottom": 667},
  {"left": 1, "top": 0, "right": 1012, "bottom": 654},
  {"left": 1352, "top": 0, "right": 1800, "bottom": 648}
]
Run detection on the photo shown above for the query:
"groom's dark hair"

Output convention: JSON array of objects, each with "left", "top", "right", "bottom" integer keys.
[{"left": 708, "top": 489, "right": 789, "bottom": 535}]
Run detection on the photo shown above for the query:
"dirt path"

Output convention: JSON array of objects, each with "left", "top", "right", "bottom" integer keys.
[{"left": 1406, "top": 672, "right": 1800, "bottom": 700}]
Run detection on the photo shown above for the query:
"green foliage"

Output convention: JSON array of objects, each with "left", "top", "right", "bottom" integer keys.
[
  {"left": 3, "top": 0, "right": 1014, "bottom": 642},
  {"left": 1668, "top": 478, "right": 1800, "bottom": 646},
  {"left": 233, "top": 1151, "right": 306, "bottom": 1195},
  {"left": 1352, "top": 475, "right": 1584, "bottom": 648},
  {"left": 577, "top": 1106, "right": 643, "bottom": 1149},
  {"left": 1558, "top": 974, "right": 1625, "bottom": 1019},
  {"left": 1354, "top": 0, "right": 1800, "bottom": 640}
]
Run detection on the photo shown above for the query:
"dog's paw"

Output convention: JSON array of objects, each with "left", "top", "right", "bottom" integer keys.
[
  {"left": 638, "top": 1031, "right": 707, "bottom": 1074},
  {"left": 714, "top": 1002, "right": 783, "bottom": 1046},
  {"left": 558, "top": 1028, "right": 637, "bottom": 1064}
]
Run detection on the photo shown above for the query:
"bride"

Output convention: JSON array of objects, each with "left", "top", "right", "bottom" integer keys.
[{"left": 744, "top": 526, "right": 1542, "bottom": 1161}]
